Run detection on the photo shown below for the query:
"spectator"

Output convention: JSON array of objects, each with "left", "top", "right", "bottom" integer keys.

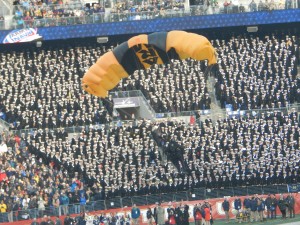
[
  {"left": 74, "top": 193, "right": 80, "bottom": 214},
  {"left": 40, "top": 216, "right": 48, "bottom": 225},
  {"left": 79, "top": 193, "right": 86, "bottom": 213},
  {"left": 52, "top": 195, "right": 60, "bottom": 216},
  {"left": 48, "top": 216, "right": 55, "bottom": 225},
  {"left": 64, "top": 214, "right": 73, "bottom": 225},
  {"left": 0, "top": 200, "right": 7, "bottom": 222},
  {"left": 55, "top": 216, "right": 62, "bottom": 225},
  {"left": 31, "top": 217, "right": 39, "bottom": 225},
  {"left": 60, "top": 192, "right": 69, "bottom": 215},
  {"left": 38, "top": 196, "right": 46, "bottom": 217},
  {"left": 249, "top": 0, "right": 257, "bottom": 11}
]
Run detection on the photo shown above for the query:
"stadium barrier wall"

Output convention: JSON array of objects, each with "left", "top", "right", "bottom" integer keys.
[
  {"left": 1, "top": 193, "right": 300, "bottom": 225},
  {"left": 0, "top": 9, "right": 299, "bottom": 43}
]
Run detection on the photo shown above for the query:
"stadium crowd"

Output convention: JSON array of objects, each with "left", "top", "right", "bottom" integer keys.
[
  {"left": 154, "top": 111, "right": 300, "bottom": 188},
  {"left": 0, "top": 30, "right": 299, "bottom": 222},
  {"left": 8, "top": 0, "right": 298, "bottom": 29},
  {"left": 0, "top": 34, "right": 299, "bottom": 128},
  {"left": 0, "top": 45, "right": 113, "bottom": 130},
  {"left": 11, "top": 0, "right": 185, "bottom": 28},
  {"left": 118, "top": 59, "right": 212, "bottom": 113},
  {"left": 214, "top": 34, "right": 299, "bottom": 110},
  {"left": 0, "top": 110, "right": 299, "bottom": 222},
  {"left": 12, "top": 0, "right": 104, "bottom": 28}
]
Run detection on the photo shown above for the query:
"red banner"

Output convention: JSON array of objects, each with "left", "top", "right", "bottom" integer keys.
[{"left": 2, "top": 193, "right": 300, "bottom": 225}]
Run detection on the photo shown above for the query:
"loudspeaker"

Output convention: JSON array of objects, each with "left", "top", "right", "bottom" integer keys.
[
  {"left": 97, "top": 37, "right": 109, "bottom": 43},
  {"left": 36, "top": 41, "right": 42, "bottom": 47},
  {"left": 247, "top": 26, "right": 258, "bottom": 33}
]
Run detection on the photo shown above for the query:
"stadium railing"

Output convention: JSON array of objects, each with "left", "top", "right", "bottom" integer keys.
[
  {"left": 111, "top": 90, "right": 157, "bottom": 118},
  {"left": 2, "top": 2, "right": 299, "bottom": 30},
  {"left": 155, "top": 110, "right": 211, "bottom": 119},
  {"left": 110, "top": 90, "right": 142, "bottom": 98},
  {"left": 11, "top": 119, "right": 137, "bottom": 137},
  {"left": 8, "top": 103, "right": 300, "bottom": 137},
  {"left": 0, "top": 184, "right": 290, "bottom": 222}
]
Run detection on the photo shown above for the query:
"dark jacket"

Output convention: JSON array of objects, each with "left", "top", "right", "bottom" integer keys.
[
  {"left": 278, "top": 199, "right": 287, "bottom": 211},
  {"left": 234, "top": 199, "right": 241, "bottom": 210},
  {"left": 250, "top": 198, "right": 258, "bottom": 211},
  {"left": 222, "top": 200, "right": 230, "bottom": 211}
]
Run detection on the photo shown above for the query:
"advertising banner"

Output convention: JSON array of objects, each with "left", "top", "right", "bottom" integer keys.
[
  {"left": 2, "top": 28, "right": 42, "bottom": 44},
  {"left": 288, "top": 184, "right": 300, "bottom": 193},
  {"left": 2, "top": 193, "right": 300, "bottom": 225},
  {"left": 113, "top": 97, "right": 140, "bottom": 108}
]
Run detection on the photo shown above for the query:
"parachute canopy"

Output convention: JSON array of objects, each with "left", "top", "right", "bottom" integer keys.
[{"left": 82, "top": 30, "right": 217, "bottom": 97}]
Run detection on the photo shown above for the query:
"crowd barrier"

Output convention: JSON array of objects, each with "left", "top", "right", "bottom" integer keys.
[{"left": 0, "top": 193, "right": 299, "bottom": 225}]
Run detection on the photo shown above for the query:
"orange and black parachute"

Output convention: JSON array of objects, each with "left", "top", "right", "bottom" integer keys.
[{"left": 82, "top": 30, "right": 217, "bottom": 97}]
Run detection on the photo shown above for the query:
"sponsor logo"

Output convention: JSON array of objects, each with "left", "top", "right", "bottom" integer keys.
[{"left": 3, "top": 28, "right": 42, "bottom": 44}]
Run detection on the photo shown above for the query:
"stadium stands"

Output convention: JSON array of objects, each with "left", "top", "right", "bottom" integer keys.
[
  {"left": 0, "top": 45, "right": 113, "bottom": 129},
  {"left": 3, "top": 0, "right": 297, "bottom": 29},
  {"left": 0, "top": 17, "right": 299, "bottom": 221},
  {"left": 154, "top": 111, "right": 300, "bottom": 188},
  {"left": 0, "top": 34, "right": 299, "bottom": 128},
  {"left": 1, "top": 108, "right": 299, "bottom": 221},
  {"left": 0, "top": 130, "right": 75, "bottom": 222},
  {"left": 118, "top": 59, "right": 211, "bottom": 113},
  {"left": 26, "top": 120, "right": 176, "bottom": 198},
  {"left": 214, "top": 34, "right": 299, "bottom": 110}
]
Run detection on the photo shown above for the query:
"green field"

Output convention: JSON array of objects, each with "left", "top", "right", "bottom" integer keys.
[{"left": 189, "top": 216, "right": 300, "bottom": 225}]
